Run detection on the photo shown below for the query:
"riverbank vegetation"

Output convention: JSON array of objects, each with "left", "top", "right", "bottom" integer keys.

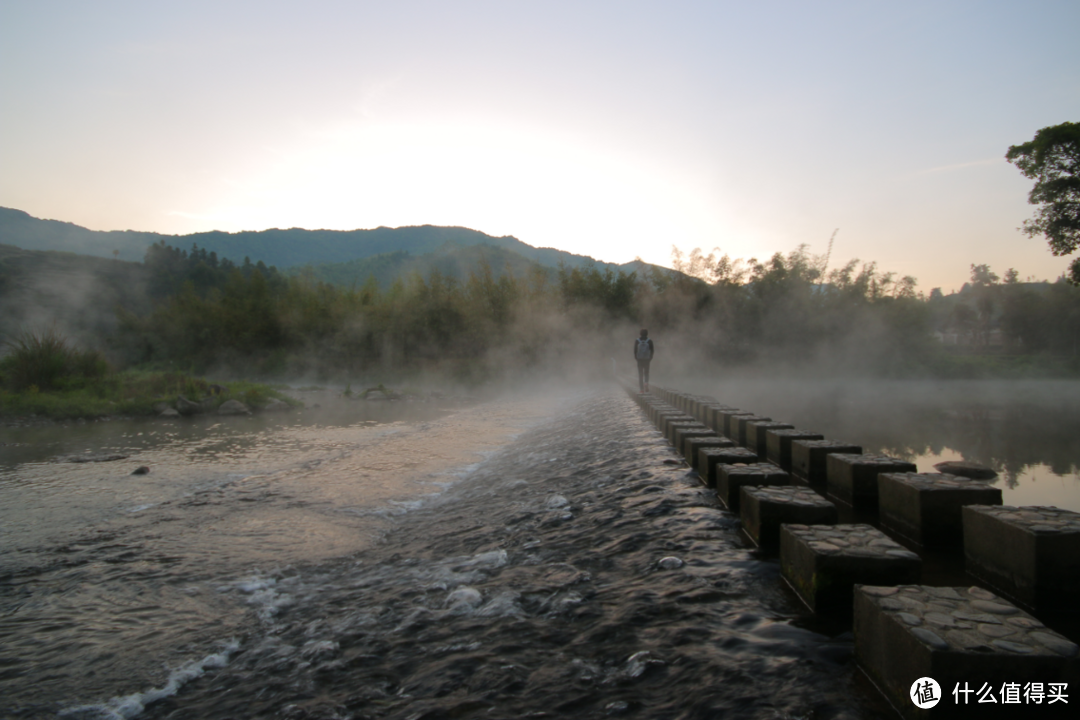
[
  {"left": 0, "top": 327, "right": 296, "bottom": 420},
  {"left": 4, "top": 238, "right": 1080, "bottom": 414}
]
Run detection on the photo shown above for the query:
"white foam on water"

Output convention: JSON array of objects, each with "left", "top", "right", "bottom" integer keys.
[
  {"left": 226, "top": 573, "right": 300, "bottom": 623},
  {"left": 59, "top": 641, "right": 239, "bottom": 719}
]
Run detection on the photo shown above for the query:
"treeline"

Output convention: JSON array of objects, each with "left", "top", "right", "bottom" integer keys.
[{"left": 103, "top": 241, "right": 1080, "bottom": 381}]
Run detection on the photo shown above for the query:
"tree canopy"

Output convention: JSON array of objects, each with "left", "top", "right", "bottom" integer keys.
[{"left": 1006, "top": 121, "right": 1080, "bottom": 281}]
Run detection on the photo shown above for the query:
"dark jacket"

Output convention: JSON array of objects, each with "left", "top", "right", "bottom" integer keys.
[{"left": 634, "top": 338, "right": 654, "bottom": 362}]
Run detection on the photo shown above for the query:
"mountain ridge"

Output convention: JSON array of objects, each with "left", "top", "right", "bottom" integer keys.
[{"left": 0, "top": 206, "right": 644, "bottom": 276}]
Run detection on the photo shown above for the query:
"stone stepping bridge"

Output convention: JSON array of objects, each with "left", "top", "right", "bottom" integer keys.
[
  {"left": 697, "top": 446, "right": 759, "bottom": 488},
  {"left": 791, "top": 439, "right": 863, "bottom": 486},
  {"left": 781, "top": 523, "right": 920, "bottom": 614},
  {"left": 765, "top": 429, "right": 824, "bottom": 472},
  {"left": 745, "top": 420, "right": 794, "bottom": 458},
  {"left": 964, "top": 505, "right": 1080, "bottom": 613},
  {"left": 683, "top": 436, "right": 735, "bottom": 470},
  {"left": 855, "top": 584, "right": 1078, "bottom": 719},
  {"left": 716, "top": 462, "right": 789, "bottom": 511},
  {"left": 878, "top": 472, "right": 1002, "bottom": 549},
  {"left": 740, "top": 485, "right": 837, "bottom": 548},
  {"left": 825, "top": 453, "right": 917, "bottom": 507}
]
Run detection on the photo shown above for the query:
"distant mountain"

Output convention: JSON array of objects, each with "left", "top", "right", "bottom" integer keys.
[{"left": 0, "top": 207, "right": 646, "bottom": 276}]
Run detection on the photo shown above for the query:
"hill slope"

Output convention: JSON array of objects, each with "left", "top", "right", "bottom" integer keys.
[{"left": 0, "top": 207, "right": 641, "bottom": 274}]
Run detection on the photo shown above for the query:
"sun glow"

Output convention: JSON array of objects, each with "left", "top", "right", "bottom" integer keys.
[{"left": 168, "top": 120, "right": 731, "bottom": 266}]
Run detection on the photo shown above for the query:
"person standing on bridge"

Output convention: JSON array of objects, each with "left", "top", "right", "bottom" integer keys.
[{"left": 634, "top": 329, "right": 654, "bottom": 393}]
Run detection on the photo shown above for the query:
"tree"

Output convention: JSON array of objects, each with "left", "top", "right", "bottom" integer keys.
[{"left": 1006, "top": 122, "right": 1080, "bottom": 282}]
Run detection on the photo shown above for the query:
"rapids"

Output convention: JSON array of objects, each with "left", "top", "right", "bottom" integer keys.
[{"left": 3, "top": 389, "right": 874, "bottom": 719}]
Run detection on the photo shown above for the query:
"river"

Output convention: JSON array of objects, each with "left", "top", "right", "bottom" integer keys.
[{"left": 4, "top": 380, "right": 1076, "bottom": 719}]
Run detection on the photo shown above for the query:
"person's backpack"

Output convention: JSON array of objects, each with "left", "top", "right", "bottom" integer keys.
[{"left": 635, "top": 338, "right": 651, "bottom": 360}]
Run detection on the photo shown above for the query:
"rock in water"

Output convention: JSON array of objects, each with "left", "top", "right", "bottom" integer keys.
[
  {"left": 217, "top": 399, "right": 251, "bottom": 415},
  {"left": 131, "top": 466, "right": 150, "bottom": 475},
  {"left": 933, "top": 460, "right": 997, "bottom": 480},
  {"left": 159, "top": 407, "right": 181, "bottom": 418}
]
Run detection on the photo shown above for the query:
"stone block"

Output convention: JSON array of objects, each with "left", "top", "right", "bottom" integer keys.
[
  {"left": 855, "top": 584, "right": 1078, "bottom": 719},
  {"left": 746, "top": 421, "right": 794, "bottom": 458},
  {"left": 656, "top": 413, "right": 694, "bottom": 437},
  {"left": 963, "top": 505, "right": 1080, "bottom": 613},
  {"left": 717, "top": 410, "right": 751, "bottom": 439},
  {"left": 697, "top": 446, "right": 759, "bottom": 488},
  {"left": 717, "top": 462, "right": 789, "bottom": 511},
  {"left": 826, "top": 453, "right": 915, "bottom": 507},
  {"left": 673, "top": 427, "right": 716, "bottom": 455},
  {"left": 665, "top": 420, "right": 706, "bottom": 445},
  {"left": 766, "top": 429, "right": 825, "bottom": 472},
  {"left": 879, "top": 473, "right": 1002, "bottom": 549},
  {"left": 780, "top": 524, "right": 920, "bottom": 614},
  {"left": 683, "top": 435, "right": 735, "bottom": 469},
  {"left": 700, "top": 404, "right": 734, "bottom": 432},
  {"left": 791, "top": 440, "right": 863, "bottom": 485},
  {"left": 734, "top": 415, "right": 771, "bottom": 448},
  {"left": 740, "top": 485, "right": 837, "bottom": 548}
]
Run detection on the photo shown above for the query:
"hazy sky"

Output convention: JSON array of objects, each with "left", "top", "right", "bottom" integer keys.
[{"left": 2, "top": 1, "right": 1078, "bottom": 291}]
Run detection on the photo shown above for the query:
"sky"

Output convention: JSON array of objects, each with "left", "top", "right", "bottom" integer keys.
[{"left": 2, "top": 0, "right": 1078, "bottom": 292}]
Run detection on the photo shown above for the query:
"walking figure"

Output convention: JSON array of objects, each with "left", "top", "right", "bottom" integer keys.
[{"left": 634, "top": 329, "right": 654, "bottom": 393}]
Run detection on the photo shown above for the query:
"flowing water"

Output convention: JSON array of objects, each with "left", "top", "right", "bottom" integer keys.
[
  {"left": 8, "top": 379, "right": 1076, "bottom": 719},
  {"left": 1, "top": 387, "right": 877, "bottom": 720}
]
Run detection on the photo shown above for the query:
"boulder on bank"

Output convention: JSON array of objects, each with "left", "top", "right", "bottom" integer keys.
[
  {"left": 217, "top": 399, "right": 251, "bottom": 415},
  {"left": 176, "top": 395, "right": 204, "bottom": 415},
  {"left": 152, "top": 402, "right": 172, "bottom": 414},
  {"left": 158, "top": 407, "right": 181, "bottom": 418},
  {"left": 262, "top": 398, "right": 290, "bottom": 412}
]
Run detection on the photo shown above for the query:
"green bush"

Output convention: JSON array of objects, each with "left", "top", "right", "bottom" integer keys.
[{"left": 0, "top": 328, "right": 109, "bottom": 391}]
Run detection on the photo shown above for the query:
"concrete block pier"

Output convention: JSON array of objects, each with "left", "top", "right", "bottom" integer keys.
[
  {"left": 878, "top": 472, "right": 1002, "bottom": 549},
  {"left": 716, "top": 462, "right": 789, "bottom": 511},
  {"left": 855, "top": 584, "right": 1078, "bottom": 719},
  {"left": 698, "top": 446, "right": 759, "bottom": 488},
  {"left": 826, "top": 454, "right": 917, "bottom": 508},
  {"left": 683, "top": 436, "right": 735, "bottom": 470},
  {"left": 780, "top": 524, "right": 920, "bottom": 614},
  {"left": 791, "top": 440, "right": 863, "bottom": 486},
  {"left": 963, "top": 505, "right": 1080, "bottom": 613},
  {"left": 734, "top": 415, "right": 772, "bottom": 448},
  {"left": 765, "top": 429, "right": 825, "bottom": 472},
  {"left": 745, "top": 420, "right": 794, "bottom": 459},
  {"left": 740, "top": 485, "right": 837, "bottom": 548}
]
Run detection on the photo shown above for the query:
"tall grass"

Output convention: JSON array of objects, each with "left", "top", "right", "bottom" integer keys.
[{"left": 0, "top": 328, "right": 109, "bottom": 392}]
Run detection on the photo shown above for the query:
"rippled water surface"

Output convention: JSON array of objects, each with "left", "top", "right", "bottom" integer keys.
[{"left": 1, "top": 388, "right": 877, "bottom": 719}]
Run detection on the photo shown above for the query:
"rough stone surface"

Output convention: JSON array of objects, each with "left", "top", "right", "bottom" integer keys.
[
  {"left": 716, "top": 462, "right": 789, "bottom": 511},
  {"left": 697, "top": 446, "right": 759, "bottom": 488},
  {"left": 963, "top": 505, "right": 1080, "bottom": 612},
  {"left": 780, "top": 524, "right": 920, "bottom": 614},
  {"left": 879, "top": 472, "right": 1002, "bottom": 548},
  {"left": 745, "top": 421, "right": 794, "bottom": 459},
  {"left": 683, "top": 436, "right": 736, "bottom": 469},
  {"left": 790, "top": 440, "right": 863, "bottom": 485},
  {"left": 855, "top": 584, "right": 1079, "bottom": 719},
  {"left": 740, "top": 485, "right": 837, "bottom": 548},
  {"left": 825, "top": 453, "right": 916, "bottom": 507},
  {"left": 765, "top": 429, "right": 825, "bottom": 472}
]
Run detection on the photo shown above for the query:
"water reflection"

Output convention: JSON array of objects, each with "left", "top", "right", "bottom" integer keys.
[{"left": 688, "top": 379, "right": 1080, "bottom": 511}]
